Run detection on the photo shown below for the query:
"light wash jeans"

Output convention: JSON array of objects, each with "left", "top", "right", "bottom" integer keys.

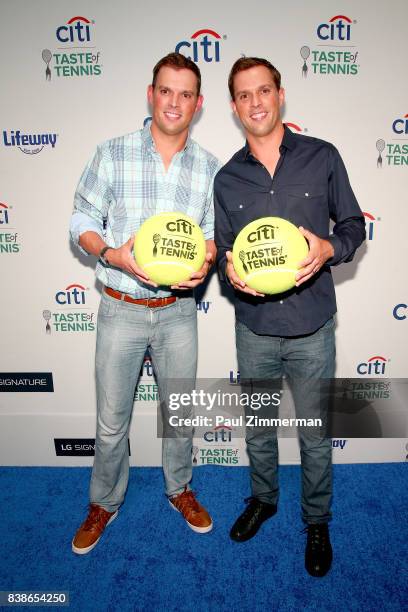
[
  {"left": 236, "top": 317, "right": 336, "bottom": 524},
  {"left": 90, "top": 291, "right": 197, "bottom": 512}
]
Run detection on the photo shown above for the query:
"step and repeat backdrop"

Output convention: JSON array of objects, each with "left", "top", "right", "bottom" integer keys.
[{"left": 1, "top": 0, "right": 407, "bottom": 466}]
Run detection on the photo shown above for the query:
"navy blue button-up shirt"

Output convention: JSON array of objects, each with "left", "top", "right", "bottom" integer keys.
[{"left": 214, "top": 126, "right": 366, "bottom": 337}]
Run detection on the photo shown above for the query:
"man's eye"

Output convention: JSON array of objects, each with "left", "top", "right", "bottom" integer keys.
[
  {"left": 239, "top": 94, "right": 247, "bottom": 100},
  {"left": 160, "top": 89, "right": 168, "bottom": 94},
  {"left": 183, "top": 93, "right": 192, "bottom": 98},
  {"left": 261, "top": 88, "right": 271, "bottom": 94}
]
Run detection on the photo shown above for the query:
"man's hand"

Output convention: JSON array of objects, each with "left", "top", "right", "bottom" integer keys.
[
  {"left": 171, "top": 252, "right": 214, "bottom": 290},
  {"left": 107, "top": 236, "right": 158, "bottom": 287},
  {"left": 295, "top": 227, "right": 334, "bottom": 287},
  {"left": 225, "top": 251, "right": 265, "bottom": 297}
]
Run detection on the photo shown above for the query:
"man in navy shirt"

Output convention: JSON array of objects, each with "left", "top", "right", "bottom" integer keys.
[{"left": 214, "top": 57, "right": 365, "bottom": 577}]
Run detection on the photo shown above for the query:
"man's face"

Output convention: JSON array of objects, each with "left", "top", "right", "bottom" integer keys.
[
  {"left": 231, "top": 65, "right": 284, "bottom": 138},
  {"left": 147, "top": 66, "right": 203, "bottom": 137}
]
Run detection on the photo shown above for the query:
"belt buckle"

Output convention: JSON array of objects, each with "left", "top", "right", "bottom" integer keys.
[{"left": 146, "top": 297, "right": 157, "bottom": 308}]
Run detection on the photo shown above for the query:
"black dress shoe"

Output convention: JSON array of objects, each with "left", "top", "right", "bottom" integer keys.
[
  {"left": 230, "top": 497, "right": 277, "bottom": 542},
  {"left": 304, "top": 523, "right": 333, "bottom": 577}
]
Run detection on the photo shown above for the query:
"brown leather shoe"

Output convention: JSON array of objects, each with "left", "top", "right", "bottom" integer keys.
[
  {"left": 169, "top": 487, "right": 213, "bottom": 533},
  {"left": 72, "top": 504, "right": 118, "bottom": 554}
]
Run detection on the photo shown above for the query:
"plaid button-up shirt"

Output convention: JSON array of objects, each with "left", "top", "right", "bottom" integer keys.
[{"left": 70, "top": 121, "right": 221, "bottom": 297}]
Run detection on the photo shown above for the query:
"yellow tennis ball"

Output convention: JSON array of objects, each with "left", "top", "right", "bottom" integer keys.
[
  {"left": 134, "top": 212, "right": 206, "bottom": 285},
  {"left": 232, "top": 217, "right": 309, "bottom": 295}
]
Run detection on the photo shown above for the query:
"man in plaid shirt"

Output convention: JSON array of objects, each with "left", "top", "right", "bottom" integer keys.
[{"left": 70, "top": 53, "right": 221, "bottom": 554}]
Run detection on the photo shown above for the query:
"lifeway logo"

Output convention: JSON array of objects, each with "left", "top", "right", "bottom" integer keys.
[
  {"left": 197, "top": 301, "right": 211, "bottom": 314},
  {"left": 300, "top": 15, "right": 359, "bottom": 78},
  {"left": 357, "top": 356, "right": 388, "bottom": 376},
  {"left": 0, "top": 202, "right": 20, "bottom": 254},
  {"left": 42, "top": 283, "right": 95, "bottom": 334},
  {"left": 175, "top": 28, "right": 224, "bottom": 62},
  {"left": 376, "top": 114, "right": 408, "bottom": 168},
  {"left": 2, "top": 130, "right": 58, "bottom": 154},
  {"left": 363, "top": 212, "right": 380, "bottom": 241},
  {"left": 41, "top": 16, "right": 101, "bottom": 80}
]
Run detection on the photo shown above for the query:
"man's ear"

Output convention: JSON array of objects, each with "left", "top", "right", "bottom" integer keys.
[
  {"left": 147, "top": 84, "right": 153, "bottom": 106},
  {"left": 195, "top": 94, "right": 204, "bottom": 113}
]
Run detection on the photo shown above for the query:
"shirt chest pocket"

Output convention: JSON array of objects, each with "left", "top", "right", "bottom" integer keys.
[
  {"left": 227, "top": 198, "right": 270, "bottom": 234},
  {"left": 285, "top": 185, "right": 327, "bottom": 223}
]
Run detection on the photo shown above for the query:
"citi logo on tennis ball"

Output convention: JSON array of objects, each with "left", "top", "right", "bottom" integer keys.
[
  {"left": 232, "top": 217, "right": 309, "bottom": 295},
  {"left": 166, "top": 218, "right": 193, "bottom": 235},
  {"left": 134, "top": 212, "right": 206, "bottom": 285}
]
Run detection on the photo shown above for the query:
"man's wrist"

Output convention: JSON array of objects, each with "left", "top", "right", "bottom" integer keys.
[{"left": 99, "top": 246, "right": 113, "bottom": 266}]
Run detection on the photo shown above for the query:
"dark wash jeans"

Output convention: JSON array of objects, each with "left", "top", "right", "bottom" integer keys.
[{"left": 236, "top": 317, "right": 335, "bottom": 524}]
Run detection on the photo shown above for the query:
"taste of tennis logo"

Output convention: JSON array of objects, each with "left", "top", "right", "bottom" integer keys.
[
  {"left": 193, "top": 426, "right": 240, "bottom": 465},
  {"left": 41, "top": 16, "right": 102, "bottom": 80},
  {"left": 0, "top": 202, "right": 21, "bottom": 254},
  {"left": 175, "top": 28, "right": 226, "bottom": 63},
  {"left": 42, "top": 283, "right": 95, "bottom": 333},
  {"left": 376, "top": 114, "right": 408, "bottom": 168},
  {"left": 300, "top": 15, "right": 359, "bottom": 77}
]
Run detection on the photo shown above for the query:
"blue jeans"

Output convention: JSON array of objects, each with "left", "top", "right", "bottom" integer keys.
[
  {"left": 236, "top": 317, "right": 335, "bottom": 524},
  {"left": 90, "top": 291, "right": 198, "bottom": 512}
]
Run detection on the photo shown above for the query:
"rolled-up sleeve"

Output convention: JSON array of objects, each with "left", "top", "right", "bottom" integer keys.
[
  {"left": 199, "top": 159, "right": 223, "bottom": 240},
  {"left": 327, "top": 146, "right": 366, "bottom": 265},
  {"left": 70, "top": 145, "right": 113, "bottom": 255}
]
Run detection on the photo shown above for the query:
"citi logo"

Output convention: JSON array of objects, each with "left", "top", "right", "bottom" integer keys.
[
  {"left": 286, "top": 122, "right": 303, "bottom": 133},
  {"left": 0, "top": 202, "right": 10, "bottom": 225},
  {"left": 317, "top": 15, "right": 353, "bottom": 41},
  {"left": 229, "top": 369, "right": 240, "bottom": 384},
  {"left": 140, "top": 356, "right": 154, "bottom": 377},
  {"left": 357, "top": 356, "right": 388, "bottom": 376},
  {"left": 248, "top": 224, "right": 276, "bottom": 243},
  {"left": 393, "top": 304, "right": 407, "bottom": 321},
  {"left": 55, "top": 283, "right": 87, "bottom": 305},
  {"left": 166, "top": 219, "right": 193, "bottom": 235},
  {"left": 204, "top": 426, "right": 232, "bottom": 443},
  {"left": 392, "top": 114, "right": 408, "bottom": 134},
  {"left": 175, "top": 28, "right": 222, "bottom": 63},
  {"left": 363, "top": 212, "right": 376, "bottom": 241},
  {"left": 3, "top": 130, "right": 57, "bottom": 154},
  {"left": 56, "top": 16, "right": 93, "bottom": 43}
]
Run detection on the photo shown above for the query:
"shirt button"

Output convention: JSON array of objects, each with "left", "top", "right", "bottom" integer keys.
[
  {"left": 270, "top": 190, "right": 274, "bottom": 195},
  {"left": 305, "top": 192, "right": 309, "bottom": 197},
  {"left": 279, "top": 300, "right": 283, "bottom": 305},
  {"left": 239, "top": 204, "right": 243, "bottom": 209}
]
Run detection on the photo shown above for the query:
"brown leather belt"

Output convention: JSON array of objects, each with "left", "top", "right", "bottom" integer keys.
[{"left": 104, "top": 286, "right": 177, "bottom": 308}]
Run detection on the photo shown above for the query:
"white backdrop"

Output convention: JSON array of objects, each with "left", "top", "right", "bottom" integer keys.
[{"left": 1, "top": 0, "right": 407, "bottom": 466}]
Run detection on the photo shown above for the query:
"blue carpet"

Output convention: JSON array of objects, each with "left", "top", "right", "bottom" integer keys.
[{"left": 1, "top": 464, "right": 407, "bottom": 611}]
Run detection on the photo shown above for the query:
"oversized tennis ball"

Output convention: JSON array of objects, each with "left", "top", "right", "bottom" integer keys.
[
  {"left": 134, "top": 212, "right": 206, "bottom": 285},
  {"left": 232, "top": 217, "right": 309, "bottom": 295}
]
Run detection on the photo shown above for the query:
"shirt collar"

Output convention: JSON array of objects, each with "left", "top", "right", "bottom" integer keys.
[
  {"left": 141, "top": 118, "right": 193, "bottom": 153},
  {"left": 241, "top": 123, "right": 296, "bottom": 161}
]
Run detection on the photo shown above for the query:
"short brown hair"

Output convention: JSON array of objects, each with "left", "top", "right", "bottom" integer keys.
[
  {"left": 152, "top": 52, "right": 202, "bottom": 96},
  {"left": 228, "top": 57, "right": 281, "bottom": 100}
]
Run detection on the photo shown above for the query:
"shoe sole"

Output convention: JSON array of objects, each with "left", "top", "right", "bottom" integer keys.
[
  {"left": 169, "top": 499, "right": 213, "bottom": 534},
  {"left": 71, "top": 510, "right": 118, "bottom": 555}
]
